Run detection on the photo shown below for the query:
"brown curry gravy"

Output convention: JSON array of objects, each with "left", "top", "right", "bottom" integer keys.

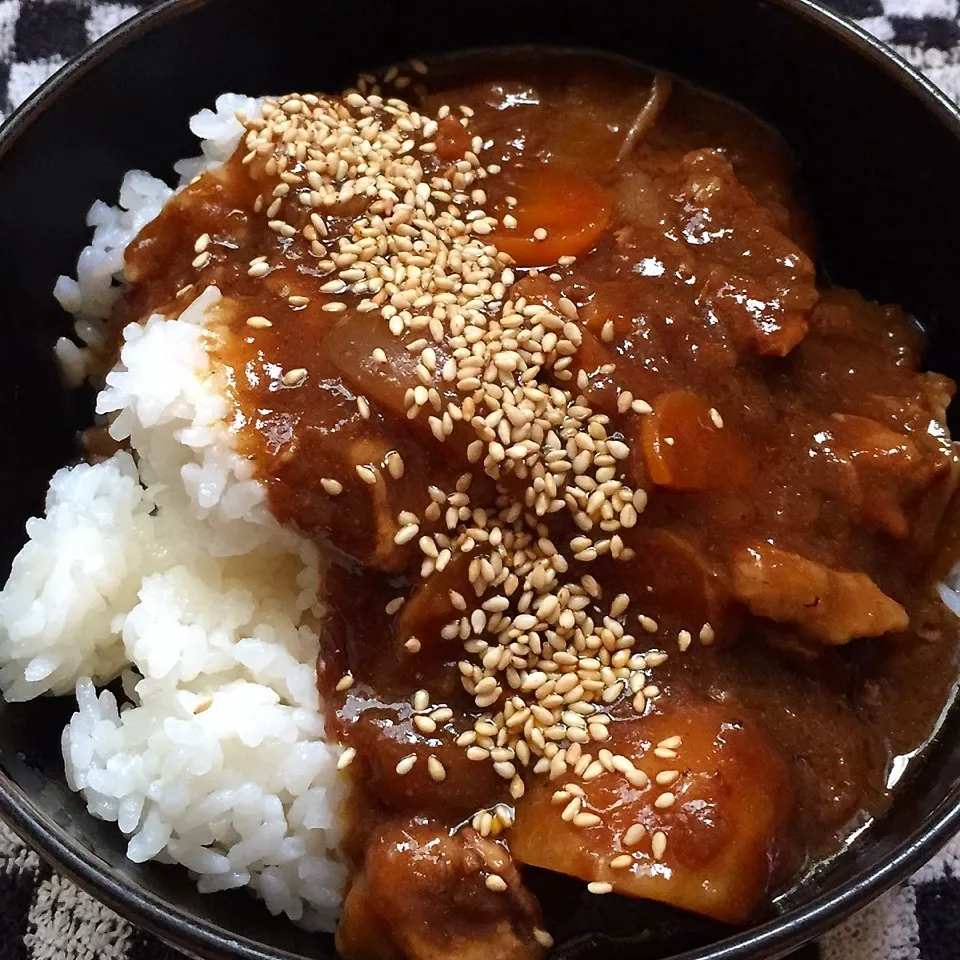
[{"left": 116, "top": 49, "right": 960, "bottom": 957}]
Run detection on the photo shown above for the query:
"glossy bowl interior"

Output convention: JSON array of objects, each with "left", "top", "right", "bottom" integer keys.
[{"left": 2, "top": 1, "right": 960, "bottom": 958}]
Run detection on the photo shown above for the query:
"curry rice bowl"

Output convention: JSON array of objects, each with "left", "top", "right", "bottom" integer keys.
[
  {"left": 0, "top": 95, "right": 349, "bottom": 931},
  {"left": 5, "top": 61, "right": 960, "bottom": 951}
]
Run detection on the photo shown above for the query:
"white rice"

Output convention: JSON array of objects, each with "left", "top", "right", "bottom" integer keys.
[{"left": 0, "top": 95, "right": 347, "bottom": 931}]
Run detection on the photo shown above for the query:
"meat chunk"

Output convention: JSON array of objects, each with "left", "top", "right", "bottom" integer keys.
[
  {"left": 676, "top": 150, "right": 816, "bottom": 287},
  {"left": 697, "top": 268, "right": 814, "bottom": 358},
  {"left": 337, "top": 819, "right": 545, "bottom": 960},
  {"left": 731, "top": 543, "right": 908, "bottom": 645},
  {"left": 510, "top": 694, "right": 791, "bottom": 924},
  {"left": 826, "top": 414, "right": 948, "bottom": 538}
]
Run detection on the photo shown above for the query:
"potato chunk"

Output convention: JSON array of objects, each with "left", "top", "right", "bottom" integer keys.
[
  {"left": 510, "top": 695, "right": 790, "bottom": 923},
  {"left": 731, "top": 543, "right": 908, "bottom": 644}
]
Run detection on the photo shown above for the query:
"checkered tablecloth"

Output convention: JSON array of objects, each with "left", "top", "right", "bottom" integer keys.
[{"left": 0, "top": 1, "right": 959, "bottom": 959}]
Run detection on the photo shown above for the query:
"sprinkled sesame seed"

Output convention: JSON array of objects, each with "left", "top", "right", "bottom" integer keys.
[
  {"left": 414, "top": 715, "right": 437, "bottom": 734},
  {"left": 337, "top": 747, "right": 356, "bottom": 770},
  {"left": 320, "top": 477, "right": 343, "bottom": 495},
  {"left": 626, "top": 767, "right": 649, "bottom": 789},
  {"left": 246, "top": 315, "right": 272, "bottom": 328},
  {"left": 573, "top": 812, "right": 602, "bottom": 828},
  {"left": 385, "top": 596, "right": 405, "bottom": 615},
  {"left": 412, "top": 689, "right": 430, "bottom": 712},
  {"left": 393, "top": 523, "right": 420, "bottom": 546},
  {"left": 652, "top": 830, "right": 668, "bottom": 860},
  {"left": 610, "top": 854, "right": 633, "bottom": 869},
  {"left": 282, "top": 368, "right": 308, "bottom": 386},
  {"left": 233, "top": 86, "right": 683, "bottom": 810},
  {"left": 386, "top": 451, "right": 405, "bottom": 479},
  {"left": 395, "top": 754, "right": 418, "bottom": 775},
  {"left": 485, "top": 874, "right": 508, "bottom": 892},
  {"left": 534, "top": 929, "right": 554, "bottom": 949},
  {"left": 587, "top": 881, "right": 613, "bottom": 894},
  {"left": 624, "top": 823, "right": 647, "bottom": 846},
  {"left": 335, "top": 673, "right": 354, "bottom": 692}
]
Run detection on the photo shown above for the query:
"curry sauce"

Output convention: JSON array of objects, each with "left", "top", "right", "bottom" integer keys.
[{"left": 116, "top": 49, "right": 960, "bottom": 960}]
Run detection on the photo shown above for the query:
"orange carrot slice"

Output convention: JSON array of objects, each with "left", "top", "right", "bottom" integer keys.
[
  {"left": 491, "top": 166, "right": 612, "bottom": 267},
  {"left": 641, "top": 390, "right": 749, "bottom": 491}
]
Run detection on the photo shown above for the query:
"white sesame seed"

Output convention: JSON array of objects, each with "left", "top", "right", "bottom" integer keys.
[
  {"left": 282, "top": 368, "right": 307, "bottom": 386},
  {"left": 624, "top": 823, "right": 646, "bottom": 846},
  {"left": 652, "top": 830, "right": 667, "bottom": 860},
  {"left": 414, "top": 715, "right": 437, "bottom": 734},
  {"left": 485, "top": 874, "right": 508, "bottom": 892},
  {"left": 395, "top": 754, "right": 417, "bottom": 775},
  {"left": 534, "top": 929, "right": 554, "bottom": 949},
  {"left": 412, "top": 689, "right": 430, "bottom": 712},
  {"left": 394, "top": 523, "right": 419, "bottom": 545}
]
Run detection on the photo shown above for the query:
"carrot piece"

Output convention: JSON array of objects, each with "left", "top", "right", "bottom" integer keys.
[
  {"left": 641, "top": 390, "right": 749, "bottom": 491},
  {"left": 491, "top": 166, "right": 612, "bottom": 267}
]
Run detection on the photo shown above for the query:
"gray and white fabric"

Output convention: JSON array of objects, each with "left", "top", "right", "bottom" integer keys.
[{"left": 0, "top": 1, "right": 958, "bottom": 958}]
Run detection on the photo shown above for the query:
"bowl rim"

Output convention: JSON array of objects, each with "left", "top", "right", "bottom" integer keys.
[{"left": 2, "top": 1, "right": 960, "bottom": 958}]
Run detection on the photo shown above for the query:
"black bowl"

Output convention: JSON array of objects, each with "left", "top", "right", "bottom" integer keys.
[{"left": 2, "top": 1, "right": 960, "bottom": 958}]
